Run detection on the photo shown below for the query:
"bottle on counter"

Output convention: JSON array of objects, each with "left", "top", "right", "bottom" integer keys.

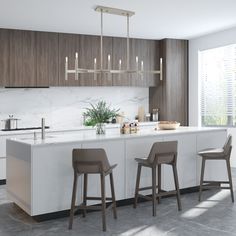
[
  {"left": 138, "top": 106, "right": 145, "bottom": 122},
  {"left": 145, "top": 113, "right": 151, "bottom": 122},
  {"left": 152, "top": 108, "right": 159, "bottom": 122}
]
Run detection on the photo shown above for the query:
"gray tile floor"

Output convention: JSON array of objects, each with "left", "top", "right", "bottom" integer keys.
[{"left": 1, "top": 170, "right": 236, "bottom": 236}]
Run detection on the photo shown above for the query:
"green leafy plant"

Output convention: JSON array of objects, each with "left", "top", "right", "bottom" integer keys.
[{"left": 83, "top": 101, "right": 120, "bottom": 126}]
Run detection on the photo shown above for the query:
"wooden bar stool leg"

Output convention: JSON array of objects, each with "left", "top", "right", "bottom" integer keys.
[
  {"left": 172, "top": 164, "right": 182, "bottom": 211},
  {"left": 199, "top": 158, "right": 206, "bottom": 202},
  {"left": 100, "top": 173, "right": 106, "bottom": 232},
  {"left": 157, "top": 164, "right": 161, "bottom": 204},
  {"left": 82, "top": 173, "right": 88, "bottom": 217},
  {"left": 152, "top": 166, "right": 157, "bottom": 216},
  {"left": 110, "top": 172, "right": 117, "bottom": 219},
  {"left": 69, "top": 172, "right": 78, "bottom": 230},
  {"left": 226, "top": 159, "right": 234, "bottom": 203},
  {"left": 134, "top": 164, "right": 142, "bottom": 208}
]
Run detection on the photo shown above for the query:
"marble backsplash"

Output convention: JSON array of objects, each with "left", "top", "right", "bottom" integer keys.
[{"left": 0, "top": 87, "right": 149, "bottom": 129}]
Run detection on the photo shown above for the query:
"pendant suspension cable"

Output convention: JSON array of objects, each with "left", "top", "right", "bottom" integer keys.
[
  {"left": 126, "top": 14, "right": 130, "bottom": 71},
  {"left": 100, "top": 9, "right": 103, "bottom": 70}
]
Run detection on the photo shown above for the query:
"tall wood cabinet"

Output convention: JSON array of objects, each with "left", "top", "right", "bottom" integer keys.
[
  {"left": 149, "top": 39, "right": 188, "bottom": 125},
  {"left": 0, "top": 29, "right": 9, "bottom": 86}
]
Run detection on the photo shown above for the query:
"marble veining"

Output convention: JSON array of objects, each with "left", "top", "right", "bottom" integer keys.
[{"left": 0, "top": 87, "right": 148, "bottom": 130}]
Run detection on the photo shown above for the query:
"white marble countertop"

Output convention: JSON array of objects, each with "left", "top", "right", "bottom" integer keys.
[
  {"left": 7, "top": 126, "right": 227, "bottom": 147},
  {"left": 0, "top": 122, "right": 157, "bottom": 136}
]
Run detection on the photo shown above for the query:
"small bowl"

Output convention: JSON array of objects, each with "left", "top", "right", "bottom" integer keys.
[{"left": 157, "top": 121, "right": 180, "bottom": 130}]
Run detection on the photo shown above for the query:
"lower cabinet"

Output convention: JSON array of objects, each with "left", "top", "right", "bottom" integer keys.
[
  {"left": 125, "top": 137, "right": 162, "bottom": 198},
  {"left": 81, "top": 140, "right": 126, "bottom": 203},
  {"left": 162, "top": 134, "right": 197, "bottom": 190},
  {"left": 196, "top": 131, "right": 227, "bottom": 184}
]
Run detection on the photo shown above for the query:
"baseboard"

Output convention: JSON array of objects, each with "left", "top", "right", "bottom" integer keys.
[{"left": 33, "top": 185, "right": 199, "bottom": 222}]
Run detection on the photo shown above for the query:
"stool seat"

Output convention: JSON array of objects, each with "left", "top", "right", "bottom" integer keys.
[
  {"left": 134, "top": 141, "right": 182, "bottom": 216},
  {"left": 198, "top": 135, "right": 234, "bottom": 202},
  {"left": 198, "top": 148, "right": 225, "bottom": 159},
  {"left": 135, "top": 157, "right": 150, "bottom": 166}
]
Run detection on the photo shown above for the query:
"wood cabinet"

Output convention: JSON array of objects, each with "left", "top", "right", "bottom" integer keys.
[
  {"left": 3, "top": 29, "right": 58, "bottom": 87},
  {"left": 0, "top": 28, "right": 188, "bottom": 90},
  {"left": 79, "top": 35, "right": 100, "bottom": 86},
  {"left": 0, "top": 29, "right": 9, "bottom": 87},
  {"left": 149, "top": 39, "right": 188, "bottom": 125},
  {"left": 112, "top": 37, "right": 130, "bottom": 86},
  {"left": 112, "top": 38, "right": 159, "bottom": 87},
  {"left": 58, "top": 33, "right": 80, "bottom": 86},
  {"left": 8, "top": 30, "right": 36, "bottom": 87},
  {"left": 100, "top": 36, "right": 113, "bottom": 86},
  {"left": 36, "top": 32, "right": 59, "bottom": 86}
]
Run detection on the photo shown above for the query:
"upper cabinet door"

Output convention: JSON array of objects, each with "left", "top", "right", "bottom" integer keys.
[
  {"left": 112, "top": 37, "right": 131, "bottom": 86},
  {"left": 99, "top": 36, "right": 113, "bottom": 86},
  {"left": 58, "top": 33, "right": 80, "bottom": 86},
  {"left": 8, "top": 30, "right": 36, "bottom": 87},
  {"left": 0, "top": 29, "right": 9, "bottom": 87},
  {"left": 36, "top": 32, "right": 59, "bottom": 87},
  {"left": 145, "top": 40, "right": 160, "bottom": 87},
  {"left": 79, "top": 35, "right": 100, "bottom": 86}
]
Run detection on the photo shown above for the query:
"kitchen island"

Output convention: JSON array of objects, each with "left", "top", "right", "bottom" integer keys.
[{"left": 6, "top": 127, "right": 227, "bottom": 217}]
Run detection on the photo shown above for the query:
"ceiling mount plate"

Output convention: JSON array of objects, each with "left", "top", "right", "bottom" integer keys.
[{"left": 95, "top": 6, "right": 135, "bottom": 17}]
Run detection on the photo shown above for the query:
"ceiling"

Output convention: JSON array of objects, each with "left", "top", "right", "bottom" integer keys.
[{"left": 1, "top": 0, "right": 236, "bottom": 39}]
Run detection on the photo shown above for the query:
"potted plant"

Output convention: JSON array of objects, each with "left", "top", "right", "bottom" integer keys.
[{"left": 83, "top": 101, "right": 120, "bottom": 134}]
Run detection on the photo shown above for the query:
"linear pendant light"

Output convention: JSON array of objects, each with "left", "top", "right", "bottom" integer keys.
[{"left": 65, "top": 6, "right": 163, "bottom": 81}]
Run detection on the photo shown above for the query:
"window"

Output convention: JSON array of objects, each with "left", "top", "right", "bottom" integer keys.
[{"left": 199, "top": 44, "right": 236, "bottom": 126}]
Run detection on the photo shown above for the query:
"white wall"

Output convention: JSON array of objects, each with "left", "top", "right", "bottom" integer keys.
[
  {"left": 0, "top": 87, "right": 148, "bottom": 130},
  {"left": 189, "top": 26, "right": 236, "bottom": 166}
]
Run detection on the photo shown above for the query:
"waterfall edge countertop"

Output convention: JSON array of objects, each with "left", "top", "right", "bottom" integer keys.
[{"left": 8, "top": 126, "right": 227, "bottom": 146}]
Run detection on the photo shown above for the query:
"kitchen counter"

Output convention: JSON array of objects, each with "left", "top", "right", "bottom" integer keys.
[
  {"left": 6, "top": 126, "right": 228, "bottom": 216},
  {"left": 10, "top": 126, "right": 226, "bottom": 146}
]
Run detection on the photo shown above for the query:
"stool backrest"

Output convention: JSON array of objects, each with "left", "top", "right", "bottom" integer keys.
[
  {"left": 72, "top": 148, "right": 111, "bottom": 174},
  {"left": 223, "top": 135, "right": 232, "bottom": 155},
  {"left": 148, "top": 141, "right": 178, "bottom": 164}
]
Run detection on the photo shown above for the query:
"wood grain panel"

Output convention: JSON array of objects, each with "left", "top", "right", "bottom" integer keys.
[
  {"left": 79, "top": 35, "right": 100, "bottom": 86},
  {"left": 8, "top": 30, "right": 36, "bottom": 87},
  {"left": 129, "top": 38, "right": 146, "bottom": 87},
  {"left": 0, "top": 29, "right": 9, "bottom": 87},
  {"left": 146, "top": 40, "right": 160, "bottom": 87},
  {"left": 58, "top": 33, "right": 80, "bottom": 86},
  {"left": 99, "top": 36, "right": 113, "bottom": 86},
  {"left": 36, "top": 32, "right": 59, "bottom": 86},
  {"left": 112, "top": 37, "right": 131, "bottom": 86},
  {"left": 149, "top": 39, "right": 188, "bottom": 125}
]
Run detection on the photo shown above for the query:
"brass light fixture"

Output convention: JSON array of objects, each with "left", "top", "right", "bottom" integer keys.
[{"left": 65, "top": 6, "right": 163, "bottom": 81}]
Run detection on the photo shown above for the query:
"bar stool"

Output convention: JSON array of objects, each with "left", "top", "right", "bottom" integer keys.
[
  {"left": 68, "top": 148, "right": 117, "bottom": 232},
  {"left": 198, "top": 135, "right": 234, "bottom": 202},
  {"left": 133, "top": 141, "right": 182, "bottom": 216}
]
